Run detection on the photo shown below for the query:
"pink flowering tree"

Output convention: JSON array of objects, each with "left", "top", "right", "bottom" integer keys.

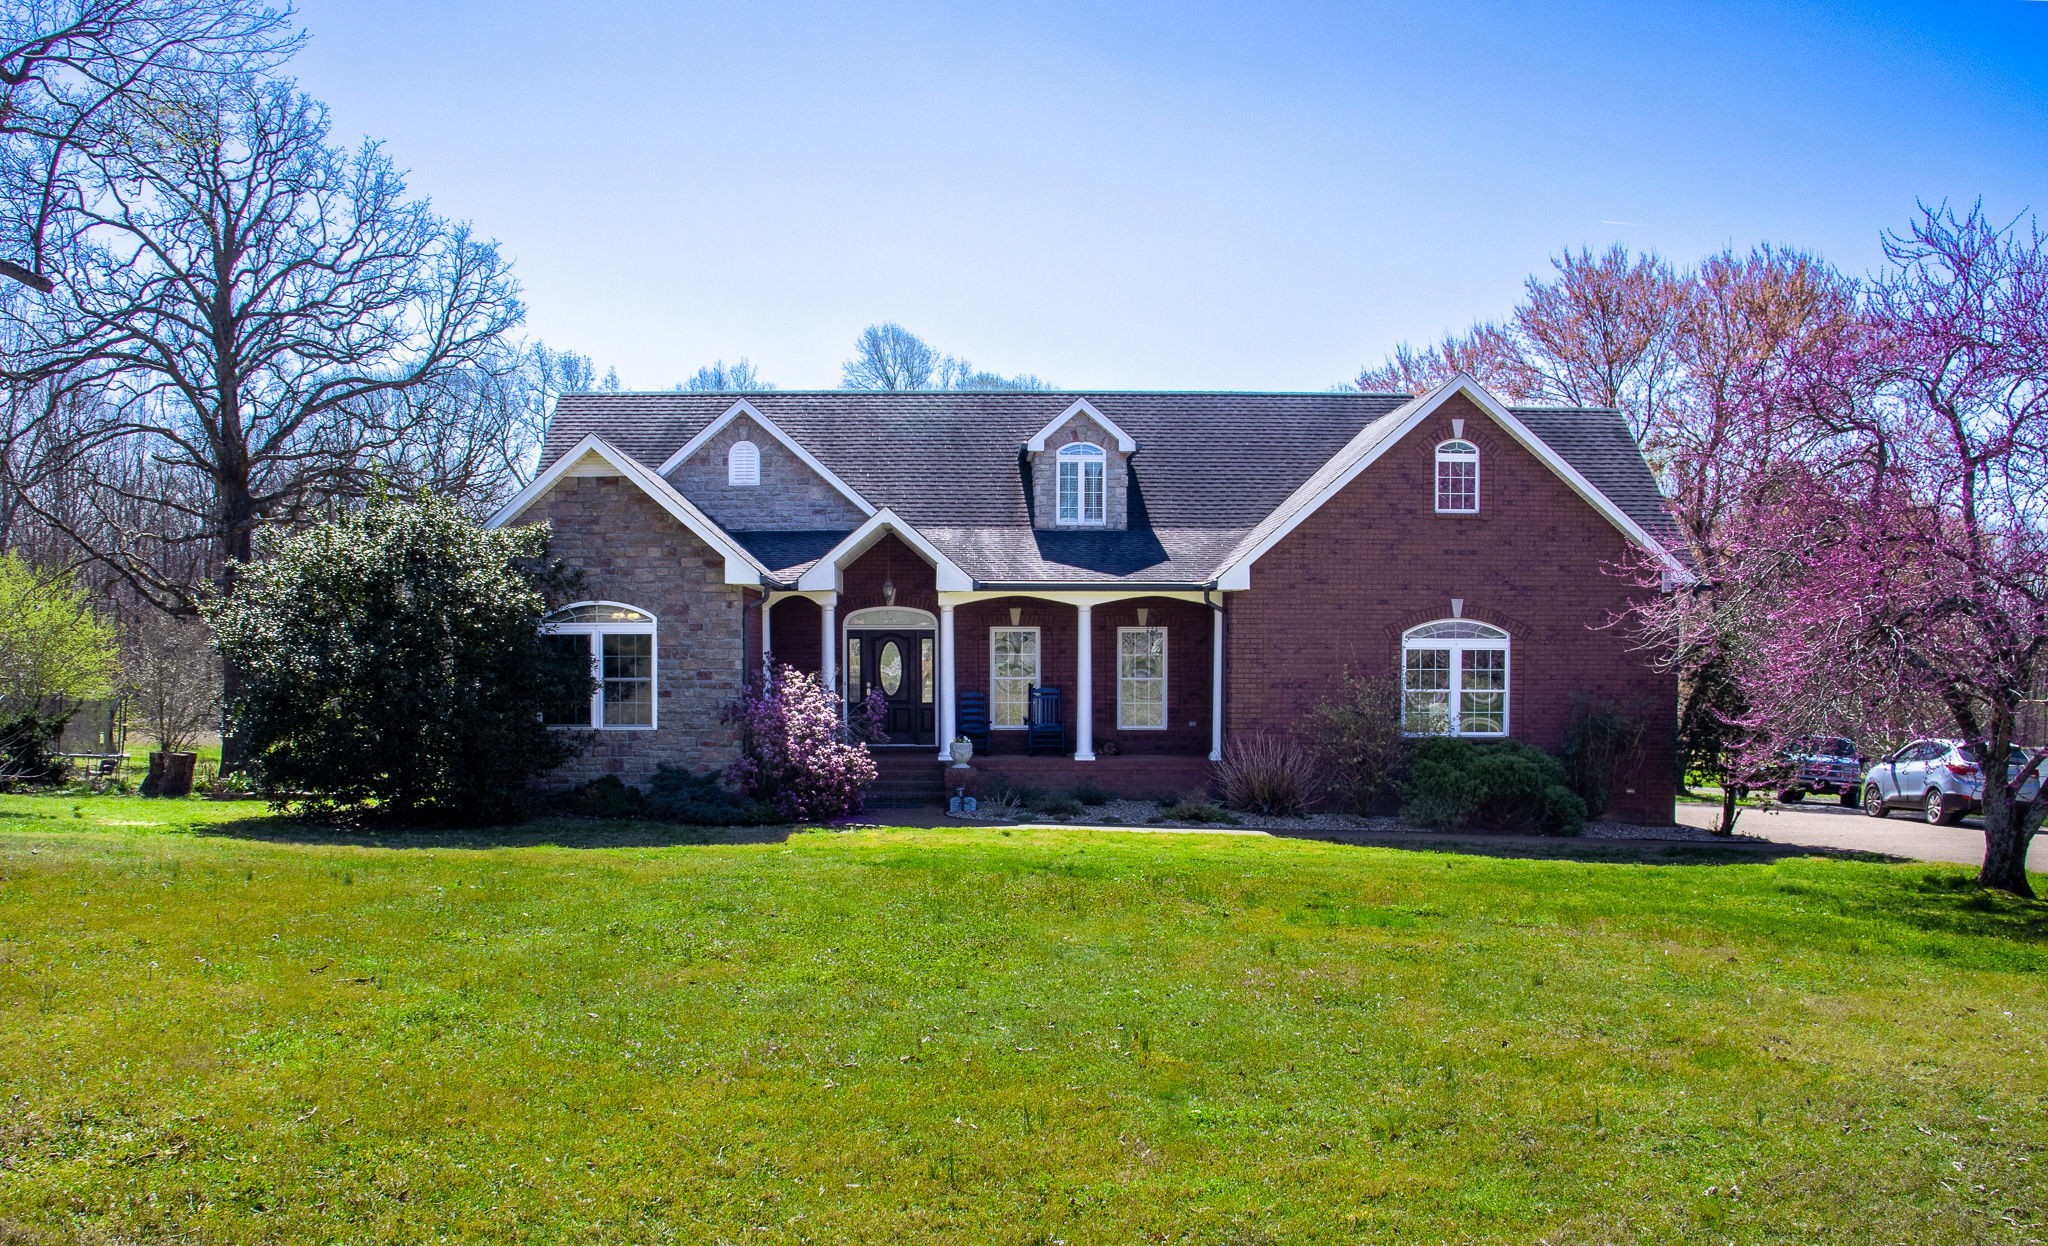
[
  {"left": 1633, "top": 204, "right": 2048, "bottom": 891},
  {"left": 724, "top": 665, "right": 883, "bottom": 822}
]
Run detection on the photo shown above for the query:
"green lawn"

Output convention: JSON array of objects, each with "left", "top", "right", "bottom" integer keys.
[{"left": 1, "top": 794, "right": 2044, "bottom": 1244}]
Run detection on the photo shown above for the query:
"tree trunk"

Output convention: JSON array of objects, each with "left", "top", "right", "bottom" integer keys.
[
  {"left": 214, "top": 470, "right": 258, "bottom": 772},
  {"left": 1715, "top": 787, "right": 1740, "bottom": 836},
  {"left": 1977, "top": 767, "right": 2038, "bottom": 898}
]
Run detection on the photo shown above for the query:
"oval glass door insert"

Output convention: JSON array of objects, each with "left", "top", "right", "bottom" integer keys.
[{"left": 878, "top": 640, "right": 904, "bottom": 695}]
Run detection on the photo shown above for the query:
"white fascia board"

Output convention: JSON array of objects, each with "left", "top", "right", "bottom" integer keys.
[
  {"left": 1218, "top": 374, "right": 1685, "bottom": 587},
  {"left": 655, "top": 399, "right": 876, "bottom": 516},
  {"left": 1023, "top": 399, "right": 1137, "bottom": 453},
  {"left": 489, "top": 434, "right": 767, "bottom": 586},
  {"left": 795, "top": 508, "right": 975, "bottom": 593}
]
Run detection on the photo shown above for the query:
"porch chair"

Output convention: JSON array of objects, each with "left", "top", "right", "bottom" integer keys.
[
  {"left": 955, "top": 691, "right": 992, "bottom": 754},
  {"left": 1026, "top": 685, "right": 1066, "bottom": 755}
]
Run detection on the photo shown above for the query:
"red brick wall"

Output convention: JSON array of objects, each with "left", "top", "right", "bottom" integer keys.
[
  {"left": 763, "top": 595, "right": 822, "bottom": 677},
  {"left": 953, "top": 594, "right": 1213, "bottom": 757},
  {"left": 1225, "top": 394, "right": 1678, "bottom": 823}
]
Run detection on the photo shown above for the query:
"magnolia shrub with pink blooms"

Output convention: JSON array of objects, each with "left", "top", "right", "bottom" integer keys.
[{"left": 724, "top": 666, "right": 883, "bottom": 822}]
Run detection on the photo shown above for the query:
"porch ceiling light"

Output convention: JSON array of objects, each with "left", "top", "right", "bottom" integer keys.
[{"left": 883, "top": 577, "right": 896, "bottom": 606}]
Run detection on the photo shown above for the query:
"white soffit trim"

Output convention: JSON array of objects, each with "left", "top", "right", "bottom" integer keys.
[
  {"left": 1023, "top": 399, "right": 1137, "bottom": 454},
  {"left": 1215, "top": 374, "right": 1685, "bottom": 590},
  {"left": 655, "top": 399, "right": 876, "bottom": 516},
  {"left": 487, "top": 434, "right": 768, "bottom": 586},
  {"left": 795, "top": 508, "right": 974, "bottom": 593}
]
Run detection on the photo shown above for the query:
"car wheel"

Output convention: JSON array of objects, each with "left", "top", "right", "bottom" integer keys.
[
  {"left": 1863, "top": 782, "right": 1889, "bottom": 818},
  {"left": 1924, "top": 789, "right": 1964, "bottom": 826},
  {"left": 1839, "top": 786, "right": 1859, "bottom": 807},
  {"left": 1778, "top": 789, "right": 1806, "bottom": 804}
]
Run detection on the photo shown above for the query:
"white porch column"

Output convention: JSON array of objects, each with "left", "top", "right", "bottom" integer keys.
[
  {"left": 1074, "top": 602, "right": 1096, "bottom": 761},
  {"left": 935, "top": 602, "right": 957, "bottom": 761},
  {"left": 1209, "top": 601, "right": 1225, "bottom": 761},
  {"left": 760, "top": 594, "right": 773, "bottom": 676},
  {"left": 820, "top": 593, "right": 839, "bottom": 703}
]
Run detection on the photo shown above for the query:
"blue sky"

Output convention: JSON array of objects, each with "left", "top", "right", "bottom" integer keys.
[{"left": 292, "top": 0, "right": 2048, "bottom": 391}]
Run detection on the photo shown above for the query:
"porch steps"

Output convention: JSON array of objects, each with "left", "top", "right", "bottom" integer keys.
[{"left": 865, "top": 750, "right": 945, "bottom": 808}]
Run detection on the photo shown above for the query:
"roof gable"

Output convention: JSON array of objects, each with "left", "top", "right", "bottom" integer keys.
[
  {"left": 1214, "top": 375, "right": 1684, "bottom": 589},
  {"left": 1024, "top": 399, "right": 1136, "bottom": 454},
  {"left": 655, "top": 399, "right": 874, "bottom": 516},
  {"left": 488, "top": 434, "right": 768, "bottom": 585}
]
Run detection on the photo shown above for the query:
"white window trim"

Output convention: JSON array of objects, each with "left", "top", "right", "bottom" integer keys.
[
  {"left": 989, "top": 626, "right": 1040, "bottom": 730},
  {"left": 1435, "top": 440, "right": 1480, "bottom": 514},
  {"left": 1116, "top": 626, "right": 1167, "bottom": 731},
  {"left": 1056, "top": 443, "right": 1107, "bottom": 527},
  {"left": 542, "top": 601, "right": 659, "bottom": 731},
  {"left": 1401, "top": 621, "right": 1508, "bottom": 738},
  {"left": 728, "top": 439, "right": 760, "bottom": 486}
]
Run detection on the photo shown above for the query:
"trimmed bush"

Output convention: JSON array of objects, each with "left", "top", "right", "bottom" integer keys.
[
  {"left": 573, "top": 775, "right": 645, "bottom": 819},
  {"left": 1070, "top": 781, "right": 1113, "bottom": 806},
  {"left": 1400, "top": 737, "right": 1586, "bottom": 836},
  {"left": 1159, "top": 788, "right": 1230, "bottom": 824},
  {"left": 1215, "top": 735, "right": 1319, "bottom": 815},
  {"left": 1025, "top": 792, "right": 1085, "bottom": 818},
  {"left": 647, "top": 766, "right": 771, "bottom": 826}
]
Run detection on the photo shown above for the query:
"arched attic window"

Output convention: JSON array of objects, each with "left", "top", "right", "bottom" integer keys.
[
  {"left": 728, "top": 440, "right": 761, "bottom": 486},
  {"left": 541, "top": 602, "right": 657, "bottom": 729},
  {"left": 1435, "top": 440, "right": 1479, "bottom": 513},
  {"left": 1401, "top": 619, "right": 1507, "bottom": 736},
  {"left": 1056, "top": 442, "right": 1106, "bottom": 525}
]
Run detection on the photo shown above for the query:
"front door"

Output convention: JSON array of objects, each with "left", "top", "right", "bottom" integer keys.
[{"left": 849, "top": 630, "right": 935, "bottom": 745}]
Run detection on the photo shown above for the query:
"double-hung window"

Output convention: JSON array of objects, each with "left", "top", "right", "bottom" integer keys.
[
  {"left": 1401, "top": 620, "right": 1507, "bottom": 736},
  {"left": 1056, "top": 443, "right": 1106, "bottom": 525},
  {"left": 1435, "top": 440, "right": 1479, "bottom": 513},
  {"left": 990, "top": 627, "right": 1039, "bottom": 728},
  {"left": 1117, "top": 627, "right": 1166, "bottom": 729},
  {"left": 541, "top": 602, "right": 657, "bottom": 729}
]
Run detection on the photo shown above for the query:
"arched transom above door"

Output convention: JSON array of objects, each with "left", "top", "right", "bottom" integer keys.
[{"left": 843, "top": 606, "right": 938, "bottom": 630}]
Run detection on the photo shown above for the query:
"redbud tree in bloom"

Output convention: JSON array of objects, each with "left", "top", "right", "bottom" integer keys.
[{"left": 1637, "top": 204, "right": 2048, "bottom": 893}]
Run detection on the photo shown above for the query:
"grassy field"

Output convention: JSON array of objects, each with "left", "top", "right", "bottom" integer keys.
[{"left": 1, "top": 794, "right": 2044, "bottom": 1244}]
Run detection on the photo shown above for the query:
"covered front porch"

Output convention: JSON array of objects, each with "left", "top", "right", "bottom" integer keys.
[{"left": 750, "top": 520, "right": 1225, "bottom": 797}]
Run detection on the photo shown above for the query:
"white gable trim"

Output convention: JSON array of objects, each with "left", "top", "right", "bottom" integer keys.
[
  {"left": 1024, "top": 399, "right": 1137, "bottom": 454},
  {"left": 795, "top": 508, "right": 974, "bottom": 593},
  {"left": 1215, "top": 374, "right": 1686, "bottom": 590},
  {"left": 488, "top": 434, "right": 767, "bottom": 586},
  {"left": 655, "top": 399, "right": 876, "bottom": 516}
]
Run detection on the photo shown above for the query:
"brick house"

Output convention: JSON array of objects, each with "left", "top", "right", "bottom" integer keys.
[{"left": 489, "top": 375, "right": 1687, "bottom": 822}]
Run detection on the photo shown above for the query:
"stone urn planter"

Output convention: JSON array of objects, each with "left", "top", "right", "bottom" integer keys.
[{"left": 949, "top": 736, "right": 974, "bottom": 768}]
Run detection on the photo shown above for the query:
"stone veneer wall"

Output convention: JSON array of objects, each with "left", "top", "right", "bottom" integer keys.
[
  {"left": 1030, "top": 412, "right": 1131, "bottom": 530},
  {"left": 665, "top": 413, "right": 869, "bottom": 532},
  {"left": 512, "top": 474, "right": 750, "bottom": 788}
]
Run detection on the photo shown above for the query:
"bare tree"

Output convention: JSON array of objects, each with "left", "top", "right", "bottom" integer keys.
[
  {"left": 120, "top": 602, "right": 214, "bottom": 753},
  {"left": 0, "top": 0, "right": 300, "bottom": 292},
  {"left": 0, "top": 76, "right": 523, "bottom": 613},
  {"left": 840, "top": 322, "right": 1050, "bottom": 391},
  {"left": 681, "top": 357, "right": 771, "bottom": 391}
]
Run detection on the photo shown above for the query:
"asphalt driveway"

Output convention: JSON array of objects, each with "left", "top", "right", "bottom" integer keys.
[{"left": 1676, "top": 799, "right": 2048, "bottom": 872}]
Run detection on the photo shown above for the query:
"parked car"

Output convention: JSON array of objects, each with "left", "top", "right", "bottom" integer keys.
[
  {"left": 1861, "top": 739, "right": 2045, "bottom": 825},
  {"left": 1778, "top": 736, "right": 1864, "bottom": 806}
]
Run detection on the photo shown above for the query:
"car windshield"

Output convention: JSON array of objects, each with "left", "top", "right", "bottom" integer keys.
[
  {"left": 1808, "top": 737, "right": 1856, "bottom": 757},
  {"left": 1956, "top": 744, "right": 2043, "bottom": 770}
]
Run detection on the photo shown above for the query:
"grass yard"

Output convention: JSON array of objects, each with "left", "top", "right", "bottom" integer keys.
[{"left": 1, "top": 794, "right": 2044, "bottom": 1244}]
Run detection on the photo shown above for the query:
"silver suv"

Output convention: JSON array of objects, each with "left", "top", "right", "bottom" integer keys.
[{"left": 1861, "top": 739, "right": 2044, "bottom": 825}]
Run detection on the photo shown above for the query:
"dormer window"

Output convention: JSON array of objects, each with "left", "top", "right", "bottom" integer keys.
[
  {"left": 1056, "top": 442, "right": 1106, "bottom": 525},
  {"left": 1435, "top": 440, "right": 1478, "bottom": 513},
  {"left": 728, "top": 440, "right": 760, "bottom": 486}
]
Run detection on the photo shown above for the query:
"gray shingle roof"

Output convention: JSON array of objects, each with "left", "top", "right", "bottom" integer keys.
[{"left": 540, "top": 389, "right": 1678, "bottom": 585}]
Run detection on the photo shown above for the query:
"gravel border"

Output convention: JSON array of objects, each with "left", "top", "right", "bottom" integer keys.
[{"left": 949, "top": 798, "right": 1726, "bottom": 841}]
